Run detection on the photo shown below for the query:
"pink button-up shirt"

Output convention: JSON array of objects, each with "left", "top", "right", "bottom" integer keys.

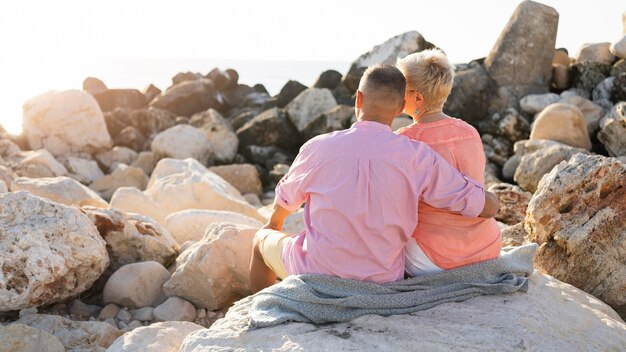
[{"left": 275, "top": 120, "right": 485, "bottom": 284}]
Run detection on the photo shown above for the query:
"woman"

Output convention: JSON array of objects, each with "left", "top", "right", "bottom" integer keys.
[{"left": 396, "top": 49, "right": 502, "bottom": 276}]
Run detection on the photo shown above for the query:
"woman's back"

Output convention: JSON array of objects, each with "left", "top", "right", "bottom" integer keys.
[{"left": 397, "top": 117, "right": 502, "bottom": 270}]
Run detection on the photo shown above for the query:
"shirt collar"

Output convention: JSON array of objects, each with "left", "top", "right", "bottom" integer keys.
[{"left": 351, "top": 120, "right": 393, "bottom": 132}]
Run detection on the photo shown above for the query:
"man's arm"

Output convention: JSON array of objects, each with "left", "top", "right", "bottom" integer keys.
[
  {"left": 263, "top": 202, "right": 292, "bottom": 231},
  {"left": 479, "top": 191, "right": 499, "bottom": 218},
  {"left": 420, "top": 148, "right": 494, "bottom": 218}
]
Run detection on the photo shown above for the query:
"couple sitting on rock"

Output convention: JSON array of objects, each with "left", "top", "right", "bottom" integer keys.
[{"left": 250, "top": 50, "right": 502, "bottom": 292}]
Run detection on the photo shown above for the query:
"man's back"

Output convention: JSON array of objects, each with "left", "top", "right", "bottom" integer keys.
[{"left": 277, "top": 120, "right": 485, "bottom": 283}]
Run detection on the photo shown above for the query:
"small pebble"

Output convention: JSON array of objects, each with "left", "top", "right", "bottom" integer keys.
[
  {"left": 116, "top": 309, "right": 132, "bottom": 324},
  {"left": 99, "top": 303, "right": 121, "bottom": 321}
]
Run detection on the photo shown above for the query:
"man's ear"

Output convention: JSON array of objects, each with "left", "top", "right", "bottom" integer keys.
[{"left": 355, "top": 90, "right": 363, "bottom": 108}]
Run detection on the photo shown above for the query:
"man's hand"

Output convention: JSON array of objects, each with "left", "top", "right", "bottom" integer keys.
[{"left": 479, "top": 191, "right": 500, "bottom": 218}]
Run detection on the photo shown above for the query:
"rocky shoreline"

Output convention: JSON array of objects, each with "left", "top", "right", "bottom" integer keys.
[{"left": 1, "top": 1, "right": 626, "bottom": 351}]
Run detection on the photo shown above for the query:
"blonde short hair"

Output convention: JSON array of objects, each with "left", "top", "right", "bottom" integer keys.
[{"left": 396, "top": 49, "right": 454, "bottom": 111}]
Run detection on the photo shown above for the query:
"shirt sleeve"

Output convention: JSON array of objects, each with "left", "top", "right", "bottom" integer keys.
[
  {"left": 419, "top": 147, "right": 485, "bottom": 217},
  {"left": 274, "top": 144, "right": 313, "bottom": 212}
]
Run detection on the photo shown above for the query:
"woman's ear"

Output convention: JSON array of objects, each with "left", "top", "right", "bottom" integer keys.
[{"left": 415, "top": 92, "right": 425, "bottom": 106}]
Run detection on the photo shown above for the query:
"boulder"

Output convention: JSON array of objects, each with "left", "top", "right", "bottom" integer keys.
[
  {"left": 163, "top": 223, "right": 257, "bottom": 310},
  {"left": 179, "top": 273, "right": 626, "bottom": 351},
  {"left": 90, "top": 165, "right": 149, "bottom": 200},
  {"left": 445, "top": 63, "right": 494, "bottom": 125},
  {"left": 551, "top": 63, "right": 570, "bottom": 90},
  {"left": 153, "top": 297, "right": 197, "bottom": 322},
  {"left": 612, "top": 72, "right": 626, "bottom": 102},
  {"left": 519, "top": 93, "right": 560, "bottom": 114},
  {"left": 0, "top": 323, "right": 65, "bottom": 352},
  {"left": 106, "top": 321, "right": 203, "bottom": 352},
  {"left": 610, "top": 34, "right": 626, "bottom": 59},
  {"left": 110, "top": 186, "right": 167, "bottom": 226},
  {"left": 143, "top": 84, "right": 162, "bottom": 103},
  {"left": 559, "top": 95, "right": 606, "bottom": 135},
  {"left": 512, "top": 139, "right": 590, "bottom": 193},
  {"left": 501, "top": 222, "right": 529, "bottom": 247},
  {"left": 114, "top": 126, "right": 147, "bottom": 152},
  {"left": 130, "top": 306, "right": 154, "bottom": 322},
  {"left": 14, "top": 313, "right": 122, "bottom": 351},
  {"left": 103, "top": 261, "right": 171, "bottom": 308},
  {"left": 0, "top": 192, "right": 109, "bottom": 311},
  {"left": 276, "top": 80, "right": 308, "bottom": 108},
  {"left": 598, "top": 102, "right": 626, "bottom": 157},
  {"left": 208, "top": 163, "right": 262, "bottom": 195},
  {"left": 488, "top": 183, "right": 532, "bottom": 225},
  {"left": 207, "top": 68, "right": 235, "bottom": 91},
  {"left": 104, "top": 107, "right": 176, "bottom": 140},
  {"left": 189, "top": 109, "right": 239, "bottom": 164},
  {"left": 131, "top": 151, "right": 157, "bottom": 175},
  {"left": 0, "top": 180, "right": 6, "bottom": 193},
  {"left": 575, "top": 42, "right": 615, "bottom": 64},
  {"left": 236, "top": 108, "right": 301, "bottom": 151},
  {"left": 479, "top": 108, "right": 530, "bottom": 144},
  {"left": 229, "top": 108, "right": 261, "bottom": 130},
  {"left": 146, "top": 158, "right": 265, "bottom": 222},
  {"left": 484, "top": 1, "right": 559, "bottom": 113},
  {"left": 592, "top": 76, "right": 615, "bottom": 102},
  {"left": 165, "top": 209, "right": 263, "bottom": 244},
  {"left": 529, "top": 103, "right": 591, "bottom": 150},
  {"left": 11, "top": 176, "right": 108, "bottom": 208},
  {"left": 150, "top": 78, "right": 216, "bottom": 117},
  {"left": 60, "top": 156, "right": 104, "bottom": 184},
  {"left": 612, "top": 58, "right": 626, "bottom": 77},
  {"left": 151, "top": 125, "right": 212, "bottom": 165},
  {"left": 302, "top": 105, "right": 355, "bottom": 141},
  {"left": 0, "top": 138, "right": 21, "bottom": 158},
  {"left": 313, "top": 70, "right": 343, "bottom": 90},
  {"left": 571, "top": 62, "right": 611, "bottom": 93},
  {"left": 526, "top": 153, "right": 626, "bottom": 318},
  {"left": 83, "top": 76, "right": 108, "bottom": 95},
  {"left": 286, "top": 88, "right": 338, "bottom": 132},
  {"left": 343, "top": 31, "right": 434, "bottom": 92},
  {"left": 93, "top": 89, "right": 147, "bottom": 112},
  {"left": 83, "top": 207, "right": 179, "bottom": 270},
  {"left": 17, "top": 149, "right": 67, "bottom": 177},
  {"left": 95, "top": 146, "right": 139, "bottom": 171},
  {"left": 22, "top": 89, "right": 113, "bottom": 156}
]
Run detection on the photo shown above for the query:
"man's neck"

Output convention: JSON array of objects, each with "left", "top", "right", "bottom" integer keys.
[{"left": 358, "top": 114, "right": 393, "bottom": 127}]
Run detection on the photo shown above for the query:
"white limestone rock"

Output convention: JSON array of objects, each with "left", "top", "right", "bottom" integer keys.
[
  {"left": 0, "top": 323, "right": 65, "bottom": 352},
  {"left": 14, "top": 313, "right": 122, "bottom": 352},
  {"left": 95, "top": 146, "right": 139, "bottom": 171},
  {"left": 153, "top": 296, "right": 197, "bottom": 322},
  {"left": 103, "top": 261, "right": 171, "bottom": 308},
  {"left": 151, "top": 125, "right": 212, "bottom": 165},
  {"left": 610, "top": 34, "right": 626, "bottom": 59},
  {"left": 110, "top": 186, "right": 167, "bottom": 226},
  {"left": 90, "top": 165, "right": 149, "bottom": 200},
  {"left": 165, "top": 209, "right": 263, "bottom": 244},
  {"left": 146, "top": 158, "right": 264, "bottom": 222},
  {"left": 519, "top": 93, "right": 560, "bottom": 114},
  {"left": 106, "top": 321, "right": 203, "bottom": 352},
  {"left": 0, "top": 191, "right": 109, "bottom": 311},
  {"left": 179, "top": 273, "right": 626, "bottom": 351},
  {"left": 61, "top": 156, "right": 104, "bottom": 184},
  {"left": 22, "top": 89, "right": 113, "bottom": 156},
  {"left": 163, "top": 223, "right": 257, "bottom": 310},
  {"left": 11, "top": 176, "right": 108, "bottom": 208},
  {"left": 82, "top": 207, "right": 179, "bottom": 270},
  {"left": 208, "top": 163, "right": 263, "bottom": 195},
  {"left": 286, "top": 88, "right": 337, "bottom": 132},
  {"left": 0, "top": 179, "right": 6, "bottom": 193},
  {"left": 17, "top": 149, "right": 67, "bottom": 177},
  {"left": 529, "top": 103, "right": 591, "bottom": 150},
  {"left": 190, "top": 109, "right": 239, "bottom": 164}
]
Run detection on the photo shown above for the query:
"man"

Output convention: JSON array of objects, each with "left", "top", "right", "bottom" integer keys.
[{"left": 250, "top": 64, "right": 499, "bottom": 293}]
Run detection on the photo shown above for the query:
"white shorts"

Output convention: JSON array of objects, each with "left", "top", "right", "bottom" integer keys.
[{"left": 405, "top": 240, "right": 444, "bottom": 277}]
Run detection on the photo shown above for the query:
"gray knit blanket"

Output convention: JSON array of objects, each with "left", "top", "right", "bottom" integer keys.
[{"left": 230, "top": 244, "right": 537, "bottom": 330}]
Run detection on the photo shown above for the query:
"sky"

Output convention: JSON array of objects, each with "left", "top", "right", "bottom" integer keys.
[{"left": 0, "top": 0, "right": 624, "bottom": 134}]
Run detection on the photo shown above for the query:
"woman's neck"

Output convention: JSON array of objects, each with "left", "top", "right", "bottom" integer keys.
[{"left": 416, "top": 110, "right": 448, "bottom": 124}]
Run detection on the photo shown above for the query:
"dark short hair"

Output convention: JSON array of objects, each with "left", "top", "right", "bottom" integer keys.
[{"left": 361, "top": 64, "right": 407, "bottom": 99}]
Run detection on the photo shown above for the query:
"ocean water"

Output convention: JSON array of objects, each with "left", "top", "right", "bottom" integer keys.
[{"left": 0, "top": 59, "right": 351, "bottom": 135}]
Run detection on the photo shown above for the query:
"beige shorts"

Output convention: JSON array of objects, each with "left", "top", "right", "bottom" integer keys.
[{"left": 257, "top": 229, "right": 291, "bottom": 279}]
